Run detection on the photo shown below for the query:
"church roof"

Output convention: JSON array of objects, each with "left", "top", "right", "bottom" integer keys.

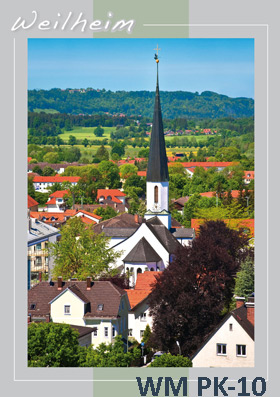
[
  {"left": 123, "top": 237, "right": 162, "bottom": 263},
  {"left": 146, "top": 217, "right": 180, "bottom": 254},
  {"left": 146, "top": 65, "right": 169, "bottom": 182}
]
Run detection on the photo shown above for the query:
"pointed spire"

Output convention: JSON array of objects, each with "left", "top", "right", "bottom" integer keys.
[{"left": 146, "top": 57, "right": 169, "bottom": 182}]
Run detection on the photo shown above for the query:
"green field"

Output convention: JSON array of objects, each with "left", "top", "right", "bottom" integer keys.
[
  {"left": 60, "top": 127, "right": 113, "bottom": 142},
  {"left": 33, "top": 108, "right": 60, "bottom": 114}
]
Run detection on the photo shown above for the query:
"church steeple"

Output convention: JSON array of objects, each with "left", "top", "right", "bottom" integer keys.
[
  {"left": 145, "top": 47, "right": 171, "bottom": 230},
  {"left": 146, "top": 53, "right": 169, "bottom": 183}
]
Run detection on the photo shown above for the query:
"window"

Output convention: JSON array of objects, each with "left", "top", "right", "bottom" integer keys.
[
  {"left": 128, "top": 329, "right": 133, "bottom": 337},
  {"left": 140, "top": 330, "right": 145, "bottom": 338},
  {"left": 154, "top": 186, "right": 158, "bottom": 203},
  {"left": 217, "top": 344, "right": 227, "bottom": 355},
  {"left": 30, "top": 303, "right": 36, "bottom": 310},
  {"left": 140, "top": 312, "right": 147, "bottom": 321},
  {"left": 35, "top": 243, "right": 41, "bottom": 250},
  {"left": 93, "top": 328, "right": 98, "bottom": 337},
  {"left": 97, "top": 304, "right": 104, "bottom": 311},
  {"left": 64, "top": 305, "right": 71, "bottom": 315},
  {"left": 236, "top": 345, "right": 246, "bottom": 357},
  {"left": 229, "top": 323, "right": 233, "bottom": 331},
  {"left": 104, "top": 327, "right": 109, "bottom": 337},
  {"left": 112, "top": 327, "right": 116, "bottom": 337}
]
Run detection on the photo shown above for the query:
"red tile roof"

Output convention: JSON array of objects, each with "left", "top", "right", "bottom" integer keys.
[
  {"left": 46, "top": 197, "right": 57, "bottom": 205},
  {"left": 28, "top": 195, "right": 39, "bottom": 208},
  {"left": 125, "top": 272, "right": 161, "bottom": 309},
  {"left": 191, "top": 219, "right": 254, "bottom": 237},
  {"left": 30, "top": 210, "right": 78, "bottom": 224},
  {"left": 79, "top": 215, "right": 97, "bottom": 225},
  {"left": 50, "top": 190, "right": 69, "bottom": 198},
  {"left": 200, "top": 190, "right": 252, "bottom": 199},
  {"left": 76, "top": 210, "right": 102, "bottom": 220},
  {"left": 244, "top": 171, "right": 255, "bottom": 179},
  {"left": 33, "top": 176, "right": 80, "bottom": 183},
  {"left": 137, "top": 171, "right": 147, "bottom": 177},
  {"left": 169, "top": 161, "right": 236, "bottom": 168},
  {"left": 97, "top": 189, "right": 126, "bottom": 199}
]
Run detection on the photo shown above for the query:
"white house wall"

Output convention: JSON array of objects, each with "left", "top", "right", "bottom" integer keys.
[
  {"left": 192, "top": 315, "right": 254, "bottom": 367},
  {"left": 128, "top": 300, "right": 153, "bottom": 342}
]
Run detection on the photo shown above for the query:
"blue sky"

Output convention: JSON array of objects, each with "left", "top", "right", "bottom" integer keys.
[{"left": 28, "top": 38, "right": 254, "bottom": 98}]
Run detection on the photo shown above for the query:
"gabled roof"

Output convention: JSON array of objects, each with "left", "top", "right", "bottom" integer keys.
[
  {"left": 33, "top": 176, "right": 80, "bottom": 183},
  {"left": 28, "top": 195, "right": 38, "bottom": 208},
  {"left": 192, "top": 303, "right": 254, "bottom": 360},
  {"left": 76, "top": 210, "right": 102, "bottom": 220},
  {"left": 97, "top": 189, "right": 126, "bottom": 199},
  {"left": 28, "top": 280, "right": 126, "bottom": 319},
  {"left": 50, "top": 190, "right": 69, "bottom": 198},
  {"left": 46, "top": 197, "right": 56, "bottom": 205},
  {"left": 123, "top": 237, "right": 162, "bottom": 263},
  {"left": 93, "top": 213, "right": 143, "bottom": 235}
]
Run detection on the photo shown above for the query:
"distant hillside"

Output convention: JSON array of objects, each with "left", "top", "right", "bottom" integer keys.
[{"left": 28, "top": 88, "right": 254, "bottom": 119}]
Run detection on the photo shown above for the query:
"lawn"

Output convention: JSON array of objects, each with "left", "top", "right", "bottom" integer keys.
[{"left": 60, "top": 127, "right": 113, "bottom": 142}]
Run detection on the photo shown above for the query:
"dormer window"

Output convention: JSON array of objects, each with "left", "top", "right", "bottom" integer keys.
[{"left": 97, "top": 304, "right": 104, "bottom": 311}]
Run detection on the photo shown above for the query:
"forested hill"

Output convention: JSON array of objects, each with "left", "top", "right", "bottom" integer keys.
[{"left": 28, "top": 88, "right": 254, "bottom": 119}]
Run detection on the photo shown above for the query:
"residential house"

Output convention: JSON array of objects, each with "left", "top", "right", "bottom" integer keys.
[
  {"left": 33, "top": 175, "right": 80, "bottom": 193},
  {"left": 97, "top": 189, "right": 126, "bottom": 205},
  {"left": 28, "top": 278, "right": 130, "bottom": 347},
  {"left": 28, "top": 213, "right": 60, "bottom": 289},
  {"left": 45, "top": 190, "right": 69, "bottom": 212},
  {"left": 168, "top": 162, "right": 236, "bottom": 177},
  {"left": 192, "top": 296, "right": 254, "bottom": 367},
  {"left": 126, "top": 272, "right": 160, "bottom": 342},
  {"left": 191, "top": 218, "right": 254, "bottom": 239},
  {"left": 244, "top": 171, "right": 255, "bottom": 185}
]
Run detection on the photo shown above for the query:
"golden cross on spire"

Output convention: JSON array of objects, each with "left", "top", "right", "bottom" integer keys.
[
  {"left": 154, "top": 44, "right": 161, "bottom": 57},
  {"left": 154, "top": 44, "right": 161, "bottom": 63}
]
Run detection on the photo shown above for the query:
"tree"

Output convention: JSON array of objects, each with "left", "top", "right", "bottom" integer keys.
[
  {"left": 149, "top": 221, "right": 249, "bottom": 356},
  {"left": 98, "top": 161, "right": 121, "bottom": 189},
  {"left": 48, "top": 217, "right": 121, "bottom": 280},
  {"left": 28, "top": 176, "right": 36, "bottom": 198},
  {"left": 111, "top": 142, "right": 126, "bottom": 158},
  {"left": 141, "top": 324, "right": 152, "bottom": 346},
  {"left": 28, "top": 323, "right": 80, "bottom": 367},
  {"left": 94, "top": 206, "right": 118, "bottom": 221},
  {"left": 95, "top": 145, "right": 109, "bottom": 162},
  {"left": 79, "top": 335, "right": 141, "bottom": 367},
  {"left": 68, "top": 135, "right": 77, "bottom": 146},
  {"left": 138, "top": 148, "right": 149, "bottom": 158},
  {"left": 32, "top": 165, "right": 43, "bottom": 175},
  {"left": 42, "top": 166, "right": 56, "bottom": 176},
  {"left": 94, "top": 126, "right": 105, "bottom": 137},
  {"left": 234, "top": 255, "right": 254, "bottom": 299},
  {"left": 82, "top": 138, "right": 90, "bottom": 147},
  {"left": 43, "top": 152, "right": 59, "bottom": 163},
  {"left": 119, "top": 164, "right": 138, "bottom": 180},
  {"left": 64, "top": 147, "right": 81, "bottom": 162},
  {"left": 150, "top": 354, "right": 192, "bottom": 367}
]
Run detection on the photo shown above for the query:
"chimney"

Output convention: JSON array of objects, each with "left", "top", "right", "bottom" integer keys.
[
  {"left": 57, "top": 276, "right": 63, "bottom": 290},
  {"left": 235, "top": 296, "right": 245, "bottom": 309},
  {"left": 246, "top": 297, "right": 255, "bottom": 326},
  {"left": 134, "top": 214, "right": 139, "bottom": 224},
  {"left": 45, "top": 314, "right": 50, "bottom": 323},
  {"left": 86, "top": 277, "right": 92, "bottom": 290}
]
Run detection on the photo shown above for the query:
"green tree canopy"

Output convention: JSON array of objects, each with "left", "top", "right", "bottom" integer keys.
[
  {"left": 42, "top": 166, "right": 56, "bottom": 176},
  {"left": 234, "top": 255, "right": 254, "bottom": 299},
  {"left": 28, "top": 322, "right": 80, "bottom": 367},
  {"left": 48, "top": 217, "right": 121, "bottom": 280},
  {"left": 94, "top": 126, "right": 105, "bottom": 137},
  {"left": 119, "top": 164, "right": 138, "bottom": 179},
  {"left": 43, "top": 151, "right": 59, "bottom": 163},
  {"left": 98, "top": 160, "right": 121, "bottom": 189},
  {"left": 95, "top": 145, "right": 109, "bottom": 162},
  {"left": 150, "top": 354, "right": 192, "bottom": 367},
  {"left": 68, "top": 135, "right": 77, "bottom": 146}
]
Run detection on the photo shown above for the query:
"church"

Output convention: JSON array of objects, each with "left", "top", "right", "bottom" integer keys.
[{"left": 93, "top": 53, "right": 195, "bottom": 285}]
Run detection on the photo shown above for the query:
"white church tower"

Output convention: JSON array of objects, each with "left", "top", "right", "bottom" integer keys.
[{"left": 145, "top": 49, "right": 171, "bottom": 230}]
